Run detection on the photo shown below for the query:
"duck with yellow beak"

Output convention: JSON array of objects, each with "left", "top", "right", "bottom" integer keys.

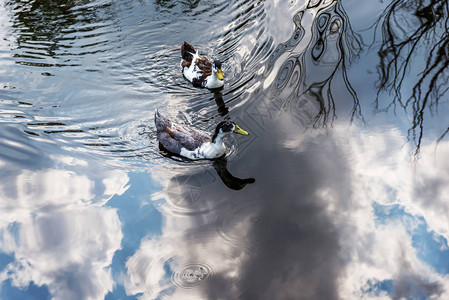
[
  {"left": 181, "top": 41, "right": 224, "bottom": 89},
  {"left": 155, "top": 110, "right": 248, "bottom": 160}
]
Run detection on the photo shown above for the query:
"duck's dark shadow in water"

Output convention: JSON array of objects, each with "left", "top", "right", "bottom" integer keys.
[
  {"left": 212, "top": 90, "right": 229, "bottom": 116},
  {"left": 212, "top": 157, "right": 255, "bottom": 190},
  {"left": 373, "top": 0, "right": 449, "bottom": 155}
]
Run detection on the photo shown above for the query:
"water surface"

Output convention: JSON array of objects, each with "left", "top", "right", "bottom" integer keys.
[{"left": 1, "top": 0, "right": 449, "bottom": 299}]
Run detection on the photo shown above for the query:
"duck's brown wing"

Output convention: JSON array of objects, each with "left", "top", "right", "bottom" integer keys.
[
  {"left": 181, "top": 41, "right": 196, "bottom": 68},
  {"left": 195, "top": 56, "right": 212, "bottom": 79}
]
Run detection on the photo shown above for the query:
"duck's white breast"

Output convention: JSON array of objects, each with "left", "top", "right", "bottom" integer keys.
[
  {"left": 180, "top": 142, "right": 225, "bottom": 160},
  {"left": 205, "top": 75, "right": 223, "bottom": 89}
]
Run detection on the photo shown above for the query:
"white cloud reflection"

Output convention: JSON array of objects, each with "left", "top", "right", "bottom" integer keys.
[
  {"left": 0, "top": 158, "right": 128, "bottom": 299},
  {"left": 335, "top": 128, "right": 449, "bottom": 299}
]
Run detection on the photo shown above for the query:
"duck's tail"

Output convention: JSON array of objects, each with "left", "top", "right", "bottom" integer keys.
[
  {"left": 181, "top": 41, "right": 196, "bottom": 63},
  {"left": 154, "top": 109, "right": 171, "bottom": 132}
]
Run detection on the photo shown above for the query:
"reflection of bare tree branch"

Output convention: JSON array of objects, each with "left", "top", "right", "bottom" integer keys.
[
  {"left": 436, "top": 127, "right": 449, "bottom": 145},
  {"left": 310, "top": 2, "right": 364, "bottom": 127},
  {"left": 374, "top": 0, "right": 449, "bottom": 155},
  {"left": 336, "top": 2, "right": 365, "bottom": 124},
  {"left": 266, "top": 1, "right": 364, "bottom": 128}
]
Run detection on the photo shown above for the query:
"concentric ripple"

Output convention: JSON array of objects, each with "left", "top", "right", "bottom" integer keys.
[{"left": 171, "top": 263, "right": 215, "bottom": 289}]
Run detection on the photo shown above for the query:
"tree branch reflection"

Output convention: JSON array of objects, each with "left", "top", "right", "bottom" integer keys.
[
  {"left": 374, "top": 0, "right": 449, "bottom": 155},
  {"left": 262, "top": 0, "right": 363, "bottom": 128}
]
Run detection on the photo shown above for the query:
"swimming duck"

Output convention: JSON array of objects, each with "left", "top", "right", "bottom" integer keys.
[
  {"left": 155, "top": 110, "right": 248, "bottom": 160},
  {"left": 181, "top": 41, "right": 224, "bottom": 89}
]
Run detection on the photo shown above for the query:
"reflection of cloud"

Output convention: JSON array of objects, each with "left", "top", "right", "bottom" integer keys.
[
  {"left": 0, "top": 207, "right": 122, "bottom": 300},
  {"left": 344, "top": 127, "right": 449, "bottom": 241},
  {"left": 0, "top": 159, "right": 128, "bottom": 299},
  {"left": 324, "top": 126, "right": 449, "bottom": 299},
  {"left": 126, "top": 121, "right": 449, "bottom": 299},
  {"left": 412, "top": 143, "right": 449, "bottom": 239}
]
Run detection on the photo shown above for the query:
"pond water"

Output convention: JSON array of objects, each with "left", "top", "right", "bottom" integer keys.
[{"left": 1, "top": 0, "right": 449, "bottom": 299}]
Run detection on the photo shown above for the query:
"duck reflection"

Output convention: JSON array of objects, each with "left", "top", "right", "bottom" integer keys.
[
  {"left": 374, "top": 0, "right": 449, "bottom": 155},
  {"left": 213, "top": 90, "right": 229, "bottom": 116},
  {"left": 213, "top": 157, "right": 255, "bottom": 190}
]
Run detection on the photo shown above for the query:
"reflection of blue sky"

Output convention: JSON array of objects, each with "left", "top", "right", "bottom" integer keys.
[
  {"left": 358, "top": 198, "right": 449, "bottom": 299},
  {"left": 106, "top": 172, "right": 163, "bottom": 299},
  {"left": 362, "top": 279, "right": 393, "bottom": 297},
  {"left": 0, "top": 252, "right": 14, "bottom": 273},
  {"left": 374, "top": 202, "right": 449, "bottom": 275},
  {"left": 363, "top": 277, "right": 436, "bottom": 300},
  {"left": 1, "top": 279, "right": 51, "bottom": 300}
]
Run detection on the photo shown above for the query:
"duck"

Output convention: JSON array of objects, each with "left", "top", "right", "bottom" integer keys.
[
  {"left": 155, "top": 110, "right": 248, "bottom": 160},
  {"left": 181, "top": 41, "right": 224, "bottom": 89}
]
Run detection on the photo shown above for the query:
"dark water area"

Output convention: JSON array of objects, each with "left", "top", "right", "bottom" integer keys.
[{"left": 1, "top": 0, "right": 449, "bottom": 299}]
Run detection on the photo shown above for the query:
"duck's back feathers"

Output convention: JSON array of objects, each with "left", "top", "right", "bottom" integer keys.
[
  {"left": 181, "top": 41, "right": 196, "bottom": 68},
  {"left": 155, "top": 110, "right": 181, "bottom": 153},
  {"left": 181, "top": 42, "right": 223, "bottom": 89},
  {"left": 155, "top": 110, "right": 211, "bottom": 154},
  {"left": 187, "top": 55, "right": 213, "bottom": 88},
  {"left": 181, "top": 42, "right": 212, "bottom": 77}
]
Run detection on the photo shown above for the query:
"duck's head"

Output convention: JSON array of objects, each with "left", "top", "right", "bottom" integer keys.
[
  {"left": 213, "top": 60, "right": 224, "bottom": 81},
  {"left": 212, "top": 120, "right": 248, "bottom": 142}
]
